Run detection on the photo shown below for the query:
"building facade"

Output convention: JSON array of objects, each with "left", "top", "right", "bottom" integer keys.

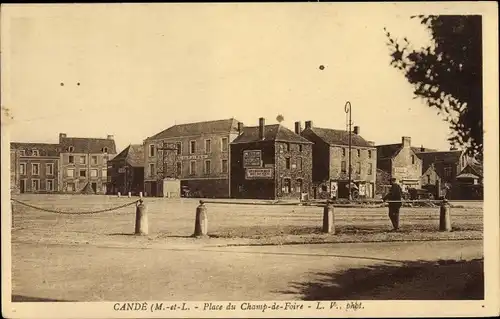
[
  {"left": 230, "top": 118, "right": 313, "bottom": 200},
  {"left": 376, "top": 136, "right": 423, "bottom": 193},
  {"left": 143, "top": 119, "right": 240, "bottom": 198},
  {"left": 10, "top": 143, "right": 60, "bottom": 193},
  {"left": 108, "top": 144, "right": 145, "bottom": 195},
  {"left": 301, "top": 122, "right": 377, "bottom": 199},
  {"left": 58, "top": 133, "right": 117, "bottom": 194}
]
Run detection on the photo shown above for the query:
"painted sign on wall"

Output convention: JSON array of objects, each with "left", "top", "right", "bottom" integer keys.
[
  {"left": 245, "top": 168, "right": 273, "bottom": 179},
  {"left": 243, "top": 150, "right": 262, "bottom": 167},
  {"left": 179, "top": 154, "right": 209, "bottom": 160}
]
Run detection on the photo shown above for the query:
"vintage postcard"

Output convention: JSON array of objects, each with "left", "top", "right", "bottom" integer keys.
[{"left": 1, "top": 2, "right": 499, "bottom": 318}]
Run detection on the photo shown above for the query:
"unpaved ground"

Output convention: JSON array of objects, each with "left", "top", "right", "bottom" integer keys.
[{"left": 11, "top": 240, "right": 483, "bottom": 301}]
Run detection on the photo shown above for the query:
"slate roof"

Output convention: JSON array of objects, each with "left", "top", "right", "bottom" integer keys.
[
  {"left": 10, "top": 142, "right": 61, "bottom": 156},
  {"left": 303, "top": 127, "right": 374, "bottom": 148},
  {"left": 147, "top": 118, "right": 240, "bottom": 141},
  {"left": 59, "top": 137, "right": 117, "bottom": 154},
  {"left": 231, "top": 124, "right": 312, "bottom": 144},
  {"left": 376, "top": 144, "right": 402, "bottom": 160},
  {"left": 417, "top": 150, "right": 462, "bottom": 172},
  {"left": 411, "top": 147, "right": 438, "bottom": 153},
  {"left": 110, "top": 144, "right": 144, "bottom": 167}
]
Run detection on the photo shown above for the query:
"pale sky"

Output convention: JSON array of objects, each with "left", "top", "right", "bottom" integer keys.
[{"left": 3, "top": 4, "right": 455, "bottom": 153}]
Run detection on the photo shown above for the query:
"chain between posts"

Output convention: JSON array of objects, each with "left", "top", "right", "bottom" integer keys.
[{"left": 10, "top": 198, "right": 142, "bottom": 215}]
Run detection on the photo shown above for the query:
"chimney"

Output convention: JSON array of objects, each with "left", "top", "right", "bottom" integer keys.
[
  {"left": 107, "top": 135, "right": 114, "bottom": 140},
  {"left": 353, "top": 126, "right": 360, "bottom": 135},
  {"left": 402, "top": 136, "right": 411, "bottom": 148},
  {"left": 259, "top": 118, "right": 265, "bottom": 140},
  {"left": 294, "top": 121, "right": 302, "bottom": 134},
  {"left": 238, "top": 122, "right": 244, "bottom": 135},
  {"left": 305, "top": 120, "right": 313, "bottom": 129},
  {"left": 59, "top": 133, "right": 67, "bottom": 143},
  {"left": 420, "top": 145, "right": 425, "bottom": 152}
]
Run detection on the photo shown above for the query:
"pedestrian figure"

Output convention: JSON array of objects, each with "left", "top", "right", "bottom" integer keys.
[{"left": 384, "top": 178, "right": 403, "bottom": 230}]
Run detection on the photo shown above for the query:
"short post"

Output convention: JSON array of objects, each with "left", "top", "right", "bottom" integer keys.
[
  {"left": 439, "top": 199, "right": 452, "bottom": 231},
  {"left": 128, "top": 192, "right": 132, "bottom": 198},
  {"left": 117, "top": 192, "right": 121, "bottom": 198},
  {"left": 193, "top": 200, "right": 208, "bottom": 238},
  {"left": 139, "top": 192, "right": 143, "bottom": 199},
  {"left": 135, "top": 200, "right": 148, "bottom": 235},
  {"left": 322, "top": 202, "right": 335, "bottom": 234}
]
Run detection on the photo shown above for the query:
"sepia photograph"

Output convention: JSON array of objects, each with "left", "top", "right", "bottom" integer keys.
[{"left": 1, "top": 2, "right": 498, "bottom": 318}]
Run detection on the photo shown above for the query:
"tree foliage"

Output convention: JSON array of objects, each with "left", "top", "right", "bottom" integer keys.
[{"left": 384, "top": 15, "right": 483, "bottom": 161}]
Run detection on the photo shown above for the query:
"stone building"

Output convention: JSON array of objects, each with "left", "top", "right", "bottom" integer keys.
[
  {"left": 376, "top": 136, "right": 424, "bottom": 193},
  {"left": 107, "top": 144, "right": 145, "bottom": 196},
  {"left": 10, "top": 143, "right": 61, "bottom": 193},
  {"left": 300, "top": 122, "right": 377, "bottom": 199},
  {"left": 230, "top": 118, "right": 313, "bottom": 200},
  {"left": 143, "top": 118, "right": 240, "bottom": 198},
  {"left": 58, "top": 133, "right": 117, "bottom": 194}
]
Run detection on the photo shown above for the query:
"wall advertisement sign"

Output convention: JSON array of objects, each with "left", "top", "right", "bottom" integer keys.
[
  {"left": 245, "top": 168, "right": 273, "bottom": 179},
  {"left": 243, "top": 150, "right": 262, "bottom": 167}
]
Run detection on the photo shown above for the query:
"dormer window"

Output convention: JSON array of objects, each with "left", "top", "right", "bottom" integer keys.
[
  {"left": 102, "top": 147, "right": 108, "bottom": 153},
  {"left": 19, "top": 150, "right": 26, "bottom": 156},
  {"left": 68, "top": 146, "right": 74, "bottom": 153},
  {"left": 32, "top": 150, "right": 39, "bottom": 156}
]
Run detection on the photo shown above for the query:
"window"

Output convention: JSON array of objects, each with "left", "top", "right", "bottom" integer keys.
[
  {"left": 356, "top": 162, "right": 361, "bottom": 174},
  {"left": 69, "top": 155, "right": 74, "bottom": 164},
  {"left": 80, "top": 170, "right": 87, "bottom": 177},
  {"left": 90, "top": 169, "right": 98, "bottom": 177},
  {"left": 299, "top": 144, "right": 303, "bottom": 152},
  {"left": 205, "top": 140, "right": 211, "bottom": 153},
  {"left": 221, "top": 138, "right": 229, "bottom": 152},
  {"left": 341, "top": 161, "right": 347, "bottom": 173},
  {"left": 32, "top": 163, "right": 40, "bottom": 175},
  {"left": 32, "top": 150, "right": 39, "bottom": 156},
  {"left": 19, "top": 150, "right": 26, "bottom": 156},
  {"left": 189, "top": 161, "right": 196, "bottom": 175},
  {"left": 68, "top": 146, "right": 74, "bottom": 152},
  {"left": 368, "top": 150, "right": 372, "bottom": 159},
  {"left": 296, "top": 157, "right": 303, "bottom": 170},
  {"left": 321, "top": 185, "right": 328, "bottom": 192},
  {"left": 190, "top": 141, "right": 196, "bottom": 154},
  {"left": 149, "top": 144, "right": 155, "bottom": 157},
  {"left": 67, "top": 169, "right": 74, "bottom": 177},
  {"left": 286, "top": 143, "right": 291, "bottom": 152},
  {"left": 91, "top": 156, "right": 98, "bottom": 165},
  {"left": 32, "top": 179, "right": 39, "bottom": 191},
  {"left": 102, "top": 169, "right": 107, "bottom": 178},
  {"left": 357, "top": 149, "right": 360, "bottom": 157},
  {"left": 204, "top": 160, "right": 211, "bottom": 175},
  {"left": 444, "top": 167, "right": 452, "bottom": 178},
  {"left": 342, "top": 148, "right": 346, "bottom": 156},
  {"left": 411, "top": 155, "right": 415, "bottom": 164},
  {"left": 176, "top": 162, "right": 182, "bottom": 176},
  {"left": 67, "top": 183, "right": 75, "bottom": 192},
  {"left": 285, "top": 158, "right": 291, "bottom": 169},
  {"left": 79, "top": 156, "right": 86, "bottom": 164},
  {"left": 283, "top": 179, "right": 291, "bottom": 193},
  {"left": 427, "top": 175, "right": 431, "bottom": 184},
  {"left": 20, "top": 163, "right": 26, "bottom": 175},
  {"left": 102, "top": 147, "right": 108, "bottom": 153},
  {"left": 221, "top": 159, "right": 228, "bottom": 173},
  {"left": 176, "top": 142, "right": 182, "bottom": 155},
  {"left": 46, "top": 163, "right": 54, "bottom": 175},
  {"left": 46, "top": 179, "right": 54, "bottom": 191},
  {"left": 296, "top": 179, "right": 303, "bottom": 194},
  {"left": 149, "top": 163, "right": 155, "bottom": 177},
  {"left": 368, "top": 163, "right": 373, "bottom": 175}
]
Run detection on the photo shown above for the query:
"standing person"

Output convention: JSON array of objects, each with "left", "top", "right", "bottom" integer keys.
[{"left": 384, "top": 178, "right": 403, "bottom": 230}]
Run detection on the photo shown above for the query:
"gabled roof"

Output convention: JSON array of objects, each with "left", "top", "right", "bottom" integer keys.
[
  {"left": 417, "top": 150, "right": 462, "bottom": 172},
  {"left": 459, "top": 162, "right": 483, "bottom": 178},
  {"left": 60, "top": 137, "right": 117, "bottom": 154},
  {"left": 303, "top": 127, "right": 374, "bottom": 148},
  {"left": 231, "top": 124, "right": 312, "bottom": 144},
  {"left": 147, "top": 118, "right": 240, "bottom": 141},
  {"left": 110, "top": 144, "right": 144, "bottom": 167},
  {"left": 376, "top": 143, "right": 402, "bottom": 160},
  {"left": 10, "top": 142, "right": 61, "bottom": 156}
]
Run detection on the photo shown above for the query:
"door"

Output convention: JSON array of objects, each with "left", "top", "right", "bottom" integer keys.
[
  {"left": 20, "top": 180, "right": 25, "bottom": 193},
  {"left": 91, "top": 182, "right": 97, "bottom": 193}
]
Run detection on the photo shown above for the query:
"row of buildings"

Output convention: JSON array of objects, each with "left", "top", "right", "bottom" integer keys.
[{"left": 10, "top": 118, "right": 483, "bottom": 200}]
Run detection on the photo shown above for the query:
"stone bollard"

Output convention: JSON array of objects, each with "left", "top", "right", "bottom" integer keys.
[
  {"left": 117, "top": 192, "right": 121, "bottom": 198},
  {"left": 322, "top": 202, "right": 335, "bottom": 234},
  {"left": 135, "top": 200, "right": 149, "bottom": 236},
  {"left": 193, "top": 200, "right": 208, "bottom": 238},
  {"left": 439, "top": 199, "right": 452, "bottom": 231},
  {"left": 128, "top": 192, "right": 132, "bottom": 198}
]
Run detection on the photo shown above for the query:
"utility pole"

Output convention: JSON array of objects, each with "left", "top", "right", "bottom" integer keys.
[{"left": 345, "top": 101, "right": 352, "bottom": 201}]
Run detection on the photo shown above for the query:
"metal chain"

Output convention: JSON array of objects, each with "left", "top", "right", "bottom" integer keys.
[{"left": 11, "top": 198, "right": 141, "bottom": 215}]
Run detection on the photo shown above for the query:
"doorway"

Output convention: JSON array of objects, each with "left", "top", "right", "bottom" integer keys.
[
  {"left": 91, "top": 182, "right": 97, "bottom": 193},
  {"left": 20, "top": 180, "right": 25, "bottom": 193}
]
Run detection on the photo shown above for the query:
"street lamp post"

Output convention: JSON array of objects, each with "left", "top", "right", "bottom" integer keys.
[{"left": 345, "top": 101, "right": 353, "bottom": 201}]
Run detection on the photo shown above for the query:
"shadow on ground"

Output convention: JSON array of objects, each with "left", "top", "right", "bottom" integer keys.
[
  {"left": 12, "top": 295, "right": 75, "bottom": 302},
  {"left": 279, "top": 258, "right": 484, "bottom": 300}
]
